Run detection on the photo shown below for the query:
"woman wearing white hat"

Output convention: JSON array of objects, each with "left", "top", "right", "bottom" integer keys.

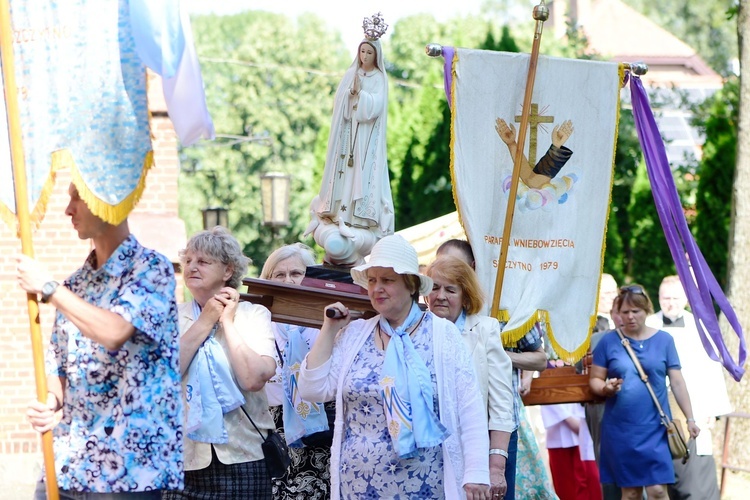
[{"left": 299, "top": 235, "right": 491, "bottom": 499}]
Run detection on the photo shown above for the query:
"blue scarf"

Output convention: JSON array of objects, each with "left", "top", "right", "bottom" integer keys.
[
  {"left": 278, "top": 323, "right": 330, "bottom": 447},
  {"left": 379, "top": 302, "right": 449, "bottom": 458},
  {"left": 185, "top": 300, "right": 246, "bottom": 443}
]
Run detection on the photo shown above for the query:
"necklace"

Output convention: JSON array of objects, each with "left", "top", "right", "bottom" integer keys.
[
  {"left": 376, "top": 313, "right": 426, "bottom": 350},
  {"left": 347, "top": 122, "right": 359, "bottom": 167},
  {"left": 630, "top": 336, "right": 645, "bottom": 348},
  {"left": 378, "top": 325, "right": 387, "bottom": 349}
]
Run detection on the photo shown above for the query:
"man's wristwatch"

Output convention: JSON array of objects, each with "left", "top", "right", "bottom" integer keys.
[{"left": 40, "top": 281, "right": 59, "bottom": 304}]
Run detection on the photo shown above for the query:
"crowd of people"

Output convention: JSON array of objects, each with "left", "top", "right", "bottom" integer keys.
[{"left": 16, "top": 183, "right": 731, "bottom": 500}]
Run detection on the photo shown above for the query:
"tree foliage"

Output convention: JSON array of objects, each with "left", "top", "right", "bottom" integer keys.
[
  {"left": 181, "top": 7, "right": 712, "bottom": 291},
  {"left": 693, "top": 77, "right": 739, "bottom": 288},
  {"left": 181, "top": 12, "right": 349, "bottom": 270},
  {"left": 387, "top": 20, "right": 524, "bottom": 230},
  {"left": 605, "top": 109, "right": 641, "bottom": 283},
  {"left": 628, "top": 160, "right": 676, "bottom": 299}
]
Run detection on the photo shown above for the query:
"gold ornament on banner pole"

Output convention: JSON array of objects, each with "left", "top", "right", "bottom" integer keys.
[{"left": 490, "top": 1, "right": 549, "bottom": 318}]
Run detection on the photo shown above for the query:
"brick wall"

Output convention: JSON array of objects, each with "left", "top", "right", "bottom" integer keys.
[{"left": 0, "top": 71, "right": 184, "bottom": 458}]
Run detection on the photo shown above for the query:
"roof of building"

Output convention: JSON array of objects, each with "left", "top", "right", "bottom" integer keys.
[
  {"left": 547, "top": 0, "right": 724, "bottom": 166},
  {"left": 552, "top": 0, "right": 723, "bottom": 88}
]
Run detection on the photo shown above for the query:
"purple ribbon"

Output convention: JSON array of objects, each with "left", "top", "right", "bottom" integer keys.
[
  {"left": 630, "top": 76, "right": 746, "bottom": 381},
  {"left": 441, "top": 46, "right": 455, "bottom": 107}
]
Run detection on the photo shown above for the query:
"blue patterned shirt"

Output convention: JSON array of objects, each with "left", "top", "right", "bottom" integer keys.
[
  {"left": 46, "top": 235, "right": 183, "bottom": 491},
  {"left": 503, "top": 322, "right": 545, "bottom": 430}
]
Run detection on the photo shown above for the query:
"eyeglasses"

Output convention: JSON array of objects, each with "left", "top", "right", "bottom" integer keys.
[
  {"left": 272, "top": 270, "right": 305, "bottom": 281},
  {"left": 619, "top": 285, "right": 645, "bottom": 295}
]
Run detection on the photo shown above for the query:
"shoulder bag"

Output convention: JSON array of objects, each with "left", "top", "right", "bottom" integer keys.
[
  {"left": 614, "top": 328, "right": 690, "bottom": 464},
  {"left": 240, "top": 405, "right": 291, "bottom": 479}
]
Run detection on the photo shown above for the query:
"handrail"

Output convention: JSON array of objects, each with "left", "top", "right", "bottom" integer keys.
[{"left": 720, "top": 411, "right": 750, "bottom": 497}]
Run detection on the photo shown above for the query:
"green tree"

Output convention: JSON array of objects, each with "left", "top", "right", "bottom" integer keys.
[
  {"left": 408, "top": 98, "right": 454, "bottom": 227},
  {"left": 395, "top": 137, "right": 419, "bottom": 228},
  {"left": 720, "top": 0, "right": 750, "bottom": 469},
  {"left": 693, "top": 77, "right": 739, "bottom": 288},
  {"left": 606, "top": 108, "right": 642, "bottom": 284},
  {"left": 387, "top": 21, "right": 525, "bottom": 229},
  {"left": 181, "top": 11, "right": 348, "bottom": 270},
  {"left": 628, "top": 161, "right": 675, "bottom": 298}
]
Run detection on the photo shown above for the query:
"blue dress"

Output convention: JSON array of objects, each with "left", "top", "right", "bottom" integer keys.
[{"left": 592, "top": 330, "right": 681, "bottom": 488}]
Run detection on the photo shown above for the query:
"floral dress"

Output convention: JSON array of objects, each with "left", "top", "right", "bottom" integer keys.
[
  {"left": 515, "top": 403, "right": 559, "bottom": 500},
  {"left": 339, "top": 324, "right": 444, "bottom": 499}
]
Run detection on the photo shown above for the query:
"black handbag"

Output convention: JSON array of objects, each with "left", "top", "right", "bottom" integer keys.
[
  {"left": 300, "top": 402, "right": 336, "bottom": 448},
  {"left": 240, "top": 406, "right": 291, "bottom": 479}
]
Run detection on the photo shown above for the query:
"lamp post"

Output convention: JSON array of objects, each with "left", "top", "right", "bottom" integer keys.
[
  {"left": 260, "top": 172, "right": 291, "bottom": 244},
  {"left": 202, "top": 206, "right": 229, "bottom": 230}
]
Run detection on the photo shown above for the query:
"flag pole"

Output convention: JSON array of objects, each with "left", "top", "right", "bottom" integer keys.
[
  {"left": 490, "top": 1, "right": 549, "bottom": 319},
  {"left": 0, "top": 1, "right": 59, "bottom": 498}
]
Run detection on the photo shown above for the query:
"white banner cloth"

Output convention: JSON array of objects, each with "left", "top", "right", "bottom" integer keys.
[{"left": 451, "top": 49, "right": 620, "bottom": 360}]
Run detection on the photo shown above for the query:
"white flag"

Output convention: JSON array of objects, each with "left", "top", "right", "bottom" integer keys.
[{"left": 451, "top": 49, "right": 620, "bottom": 360}]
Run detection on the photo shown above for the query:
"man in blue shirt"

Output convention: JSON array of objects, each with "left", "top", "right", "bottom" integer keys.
[{"left": 17, "top": 183, "right": 183, "bottom": 496}]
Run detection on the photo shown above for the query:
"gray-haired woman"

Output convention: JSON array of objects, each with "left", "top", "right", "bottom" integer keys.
[
  {"left": 164, "top": 227, "right": 277, "bottom": 499},
  {"left": 260, "top": 243, "right": 335, "bottom": 499}
]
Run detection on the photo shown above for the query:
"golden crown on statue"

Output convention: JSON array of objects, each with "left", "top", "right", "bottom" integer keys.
[{"left": 362, "top": 12, "right": 388, "bottom": 41}]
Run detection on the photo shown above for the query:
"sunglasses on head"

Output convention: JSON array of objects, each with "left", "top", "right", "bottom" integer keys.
[{"left": 619, "top": 285, "right": 645, "bottom": 295}]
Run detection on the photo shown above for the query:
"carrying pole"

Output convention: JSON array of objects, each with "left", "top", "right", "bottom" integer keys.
[
  {"left": 0, "top": 0, "right": 59, "bottom": 498},
  {"left": 490, "top": 1, "right": 550, "bottom": 319}
]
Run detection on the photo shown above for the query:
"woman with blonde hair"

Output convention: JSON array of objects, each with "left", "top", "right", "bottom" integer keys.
[{"left": 426, "top": 256, "right": 515, "bottom": 500}]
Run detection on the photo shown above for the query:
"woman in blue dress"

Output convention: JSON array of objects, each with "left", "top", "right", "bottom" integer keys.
[{"left": 589, "top": 285, "right": 700, "bottom": 500}]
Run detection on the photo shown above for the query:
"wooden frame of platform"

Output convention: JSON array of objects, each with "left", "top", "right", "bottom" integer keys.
[
  {"left": 521, "top": 365, "right": 601, "bottom": 405},
  {"left": 241, "top": 277, "right": 376, "bottom": 329},
  {"left": 241, "top": 277, "right": 599, "bottom": 404}
]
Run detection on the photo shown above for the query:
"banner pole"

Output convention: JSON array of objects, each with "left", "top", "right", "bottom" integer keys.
[
  {"left": 490, "top": 1, "right": 550, "bottom": 320},
  {"left": 0, "top": 0, "right": 59, "bottom": 498}
]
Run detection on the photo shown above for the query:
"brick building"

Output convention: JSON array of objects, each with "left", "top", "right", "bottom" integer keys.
[{"left": 0, "top": 71, "right": 186, "bottom": 490}]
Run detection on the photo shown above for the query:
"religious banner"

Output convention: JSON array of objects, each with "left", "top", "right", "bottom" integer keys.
[
  {"left": 0, "top": 0, "right": 213, "bottom": 229},
  {"left": 450, "top": 49, "right": 620, "bottom": 361}
]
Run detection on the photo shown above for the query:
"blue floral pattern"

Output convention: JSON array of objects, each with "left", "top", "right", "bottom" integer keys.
[
  {"left": 339, "top": 317, "right": 444, "bottom": 499},
  {"left": 46, "top": 235, "right": 183, "bottom": 491}
]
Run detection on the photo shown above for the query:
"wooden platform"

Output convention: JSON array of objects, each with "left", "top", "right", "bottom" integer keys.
[
  {"left": 241, "top": 277, "right": 376, "bottom": 329},
  {"left": 521, "top": 365, "right": 602, "bottom": 405},
  {"left": 240, "top": 277, "right": 599, "bottom": 405}
]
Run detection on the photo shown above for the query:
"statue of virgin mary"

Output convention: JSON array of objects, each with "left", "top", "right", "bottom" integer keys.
[{"left": 306, "top": 13, "right": 393, "bottom": 265}]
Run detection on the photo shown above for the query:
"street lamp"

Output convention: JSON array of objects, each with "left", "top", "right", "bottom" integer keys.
[
  {"left": 202, "top": 206, "right": 229, "bottom": 229},
  {"left": 260, "top": 172, "right": 291, "bottom": 227}
]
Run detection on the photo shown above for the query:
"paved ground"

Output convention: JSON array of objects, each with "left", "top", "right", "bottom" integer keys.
[
  {"left": 3, "top": 412, "right": 749, "bottom": 499},
  {"left": 0, "top": 453, "right": 38, "bottom": 499}
]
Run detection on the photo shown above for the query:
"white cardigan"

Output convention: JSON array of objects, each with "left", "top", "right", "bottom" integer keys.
[
  {"left": 463, "top": 314, "right": 516, "bottom": 433},
  {"left": 299, "top": 313, "right": 490, "bottom": 499}
]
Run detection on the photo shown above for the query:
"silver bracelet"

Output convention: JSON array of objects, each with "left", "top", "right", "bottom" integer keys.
[{"left": 489, "top": 448, "right": 508, "bottom": 459}]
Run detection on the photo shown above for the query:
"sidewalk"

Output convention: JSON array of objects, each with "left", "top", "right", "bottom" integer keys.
[{"left": 0, "top": 453, "right": 39, "bottom": 499}]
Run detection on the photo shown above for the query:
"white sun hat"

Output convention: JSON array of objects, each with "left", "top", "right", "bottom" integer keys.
[{"left": 351, "top": 234, "right": 433, "bottom": 295}]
